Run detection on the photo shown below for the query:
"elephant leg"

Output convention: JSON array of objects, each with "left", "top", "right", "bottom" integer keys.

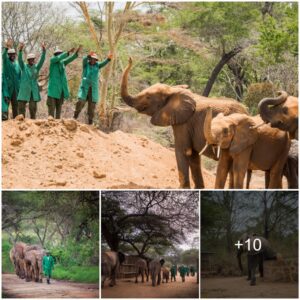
[
  {"left": 141, "top": 270, "right": 144, "bottom": 283},
  {"left": 246, "top": 169, "right": 252, "bottom": 189},
  {"left": 233, "top": 149, "right": 251, "bottom": 188},
  {"left": 157, "top": 272, "right": 161, "bottom": 285},
  {"left": 248, "top": 255, "right": 259, "bottom": 286},
  {"left": 259, "top": 255, "right": 264, "bottom": 277},
  {"left": 109, "top": 269, "right": 116, "bottom": 287},
  {"left": 151, "top": 273, "right": 155, "bottom": 286},
  {"left": 215, "top": 151, "right": 232, "bottom": 188},
  {"left": 265, "top": 170, "right": 270, "bottom": 188},
  {"left": 175, "top": 148, "right": 190, "bottom": 188},
  {"left": 135, "top": 273, "right": 138, "bottom": 283},
  {"left": 247, "top": 256, "right": 251, "bottom": 280},
  {"left": 187, "top": 150, "right": 204, "bottom": 188},
  {"left": 229, "top": 167, "right": 234, "bottom": 188}
]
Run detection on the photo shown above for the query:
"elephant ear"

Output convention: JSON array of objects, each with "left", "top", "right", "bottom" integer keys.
[
  {"left": 150, "top": 92, "right": 196, "bottom": 126},
  {"left": 229, "top": 118, "right": 258, "bottom": 155}
]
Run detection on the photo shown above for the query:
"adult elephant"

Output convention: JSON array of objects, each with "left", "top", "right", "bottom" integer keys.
[
  {"left": 121, "top": 57, "right": 248, "bottom": 188},
  {"left": 237, "top": 234, "right": 278, "bottom": 286},
  {"left": 24, "top": 249, "right": 37, "bottom": 282},
  {"left": 134, "top": 257, "right": 149, "bottom": 283},
  {"left": 258, "top": 91, "right": 298, "bottom": 139},
  {"left": 149, "top": 259, "right": 165, "bottom": 286},
  {"left": 204, "top": 108, "right": 290, "bottom": 188},
  {"left": 101, "top": 251, "right": 125, "bottom": 288},
  {"left": 10, "top": 242, "right": 27, "bottom": 279}
]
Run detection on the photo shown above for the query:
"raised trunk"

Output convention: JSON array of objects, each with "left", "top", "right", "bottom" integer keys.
[
  {"left": 120, "top": 58, "right": 137, "bottom": 107},
  {"left": 204, "top": 108, "right": 217, "bottom": 144},
  {"left": 258, "top": 91, "right": 288, "bottom": 123}
]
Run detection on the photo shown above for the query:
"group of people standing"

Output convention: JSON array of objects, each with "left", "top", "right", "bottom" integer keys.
[
  {"left": 170, "top": 264, "right": 196, "bottom": 282},
  {"left": 2, "top": 39, "right": 112, "bottom": 124}
]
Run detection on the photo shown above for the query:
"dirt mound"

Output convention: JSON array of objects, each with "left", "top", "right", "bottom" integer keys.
[{"left": 2, "top": 117, "right": 214, "bottom": 189}]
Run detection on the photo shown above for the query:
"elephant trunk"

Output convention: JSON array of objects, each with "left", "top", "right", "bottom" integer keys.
[
  {"left": 120, "top": 57, "right": 138, "bottom": 107},
  {"left": 258, "top": 91, "right": 288, "bottom": 123},
  {"left": 204, "top": 107, "right": 217, "bottom": 144}
]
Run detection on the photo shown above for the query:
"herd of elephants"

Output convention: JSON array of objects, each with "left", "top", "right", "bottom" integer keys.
[
  {"left": 9, "top": 242, "right": 46, "bottom": 283},
  {"left": 121, "top": 57, "right": 298, "bottom": 189},
  {"left": 101, "top": 251, "right": 197, "bottom": 289}
]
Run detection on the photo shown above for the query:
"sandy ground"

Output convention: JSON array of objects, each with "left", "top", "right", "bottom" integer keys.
[
  {"left": 2, "top": 117, "right": 281, "bottom": 189},
  {"left": 101, "top": 275, "right": 199, "bottom": 298},
  {"left": 201, "top": 276, "right": 298, "bottom": 298},
  {"left": 2, "top": 273, "right": 99, "bottom": 298}
]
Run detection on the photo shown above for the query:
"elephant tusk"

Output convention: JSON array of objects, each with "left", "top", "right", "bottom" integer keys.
[
  {"left": 217, "top": 145, "right": 221, "bottom": 159},
  {"left": 199, "top": 143, "right": 208, "bottom": 156}
]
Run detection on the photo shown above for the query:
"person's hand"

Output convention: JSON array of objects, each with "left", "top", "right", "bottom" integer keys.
[
  {"left": 41, "top": 42, "right": 46, "bottom": 51},
  {"left": 68, "top": 47, "right": 75, "bottom": 54},
  {"left": 75, "top": 45, "right": 82, "bottom": 54},
  {"left": 5, "top": 39, "right": 13, "bottom": 49},
  {"left": 19, "top": 42, "right": 25, "bottom": 51},
  {"left": 107, "top": 52, "right": 113, "bottom": 60}
]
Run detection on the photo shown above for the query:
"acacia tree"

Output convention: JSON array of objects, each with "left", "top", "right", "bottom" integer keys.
[{"left": 101, "top": 191, "right": 199, "bottom": 255}]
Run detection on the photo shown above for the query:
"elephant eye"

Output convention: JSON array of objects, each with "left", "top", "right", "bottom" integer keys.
[{"left": 222, "top": 128, "right": 229, "bottom": 136}]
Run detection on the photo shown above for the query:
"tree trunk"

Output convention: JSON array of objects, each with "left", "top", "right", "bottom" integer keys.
[{"left": 202, "top": 46, "right": 243, "bottom": 97}]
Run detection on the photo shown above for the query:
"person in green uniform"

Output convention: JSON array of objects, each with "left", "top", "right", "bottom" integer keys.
[
  {"left": 178, "top": 265, "right": 186, "bottom": 282},
  {"left": 186, "top": 265, "right": 190, "bottom": 276},
  {"left": 2, "top": 39, "right": 21, "bottom": 119},
  {"left": 190, "top": 265, "right": 195, "bottom": 276},
  {"left": 170, "top": 265, "right": 177, "bottom": 282},
  {"left": 47, "top": 45, "right": 82, "bottom": 119},
  {"left": 2, "top": 76, "right": 9, "bottom": 121},
  {"left": 74, "top": 51, "right": 112, "bottom": 124},
  {"left": 17, "top": 42, "right": 46, "bottom": 119},
  {"left": 42, "top": 251, "right": 55, "bottom": 284}
]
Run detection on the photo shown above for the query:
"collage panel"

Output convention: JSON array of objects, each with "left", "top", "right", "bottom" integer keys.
[
  {"left": 2, "top": 191, "right": 99, "bottom": 298},
  {"left": 101, "top": 190, "right": 199, "bottom": 298},
  {"left": 200, "top": 191, "right": 298, "bottom": 298}
]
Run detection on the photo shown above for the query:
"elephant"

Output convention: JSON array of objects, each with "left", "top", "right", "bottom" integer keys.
[
  {"left": 10, "top": 242, "right": 27, "bottom": 279},
  {"left": 161, "top": 267, "right": 170, "bottom": 283},
  {"left": 134, "top": 257, "right": 149, "bottom": 283},
  {"left": 236, "top": 234, "right": 278, "bottom": 286},
  {"left": 121, "top": 57, "right": 248, "bottom": 188},
  {"left": 149, "top": 259, "right": 165, "bottom": 286},
  {"left": 258, "top": 91, "right": 298, "bottom": 139},
  {"left": 246, "top": 140, "right": 298, "bottom": 189},
  {"left": 203, "top": 107, "right": 290, "bottom": 188},
  {"left": 24, "top": 250, "right": 37, "bottom": 282},
  {"left": 32, "top": 249, "right": 46, "bottom": 283},
  {"left": 101, "top": 251, "right": 125, "bottom": 288}
]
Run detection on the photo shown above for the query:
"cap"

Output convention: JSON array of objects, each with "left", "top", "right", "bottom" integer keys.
[
  {"left": 8, "top": 49, "right": 16, "bottom": 54},
  {"left": 54, "top": 48, "right": 63, "bottom": 54},
  {"left": 27, "top": 53, "right": 36, "bottom": 60},
  {"left": 89, "top": 52, "right": 98, "bottom": 60}
]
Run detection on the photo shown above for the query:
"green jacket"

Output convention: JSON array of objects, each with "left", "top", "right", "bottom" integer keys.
[
  {"left": 2, "top": 79, "right": 9, "bottom": 113},
  {"left": 17, "top": 50, "right": 46, "bottom": 102},
  {"left": 48, "top": 52, "right": 78, "bottom": 99},
  {"left": 2, "top": 47, "right": 21, "bottom": 98},
  {"left": 42, "top": 255, "right": 54, "bottom": 277},
  {"left": 178, "top": 266, "right": 186, "bottom": 277},
  {"left": 170, "top": 265, "right": 177, "bottom": 276},
  {"left": 77, "top": 56, "right": 111, "bottom": 103}
]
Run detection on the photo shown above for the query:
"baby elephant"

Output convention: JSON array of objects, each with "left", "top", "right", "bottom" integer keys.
[
  {"left": 149, "top": 259, "right": 165, "bottom": 286},
  {"left": 161, "top": 267, "right": 170, "bottom": 283},
  {"left": 135, "top": 257, "right": 148, "bottom": 283}
]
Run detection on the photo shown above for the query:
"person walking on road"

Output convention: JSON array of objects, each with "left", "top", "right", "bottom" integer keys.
[
  {"left": 43, "top": 251, "right": 55, "bottom": 284},
  {"left": 178, "top": 265, "right": 186, "bottom": 282},
  {"left": 74, "top": 51, "right": 112, "bottom": 124},
  {"left": 47, "top": 45, "right": 81, "bottom": 119},
  {"left": 17, "top": 42, "right": 46, "bottom": 119},
  {"left": 2, "top": 39, "right": 21, "bottom": 119},
  {"left": 170, "top": 265, "right": 177, "bottom": 282}
]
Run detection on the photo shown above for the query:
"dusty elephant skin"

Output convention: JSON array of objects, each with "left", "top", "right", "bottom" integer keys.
[
  {"left": 258, "top": 91, "right": 298, "bottom": 139},
  {"left": 121, "top": 57, "right": 248, "bottom": 189},
  {"left": 203, "top": 108, "right": 290, "bottom": 189},
  {"left": 149, "top": 259, "right": 165, "bottom": 287}
]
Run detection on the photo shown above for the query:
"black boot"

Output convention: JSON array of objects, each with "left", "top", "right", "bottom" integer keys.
[
  {"left": 47, "top": 278, "right": 50, "bottom": 284},
  {"left": 88, "top": 119, "right": 93, "bottom": 125}
]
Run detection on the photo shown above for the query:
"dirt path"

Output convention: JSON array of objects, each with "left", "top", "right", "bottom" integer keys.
[
  {"left": 201, "top": 277, "right": 298, "bottom": 298},
  {"left": 2, "top": 273, "right": 99, "bottom": 298},
  {"left": 101, "top": 275, "right": 199, "bottom": 298}
]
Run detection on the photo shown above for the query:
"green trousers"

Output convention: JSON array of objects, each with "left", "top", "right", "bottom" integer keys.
[
  {"left": 74, "top": 87, "right": 96, "bottom": 124},
  {"left": 18, "top": 94, "right": 37, "bottom": 119},
  {"left": 47, "top": 93, "right": 64, "bottom": 119},
  {"left": 9, "top": 90, "right": 18, "bottom": 118}
]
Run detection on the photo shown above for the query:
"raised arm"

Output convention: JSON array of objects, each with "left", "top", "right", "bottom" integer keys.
[
  {"left": 50, "top": 52, "right": 68, "bottom": 64},
  {"left": 36, "top": 42, "right": 46, "bottom": 71},
  {"left": 98, "top": 52, "right": 112, "bottom": 69},
  {"left": 62, "top": 45, "right": 82, "bottom": 66},
  {"left": 2, "top": 47, "right": 8, "bottom": 68}
]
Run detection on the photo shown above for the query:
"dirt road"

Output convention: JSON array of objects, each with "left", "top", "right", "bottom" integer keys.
[
  {"left": 101, "top": 275, "right": 199, "bottom": 298},
  {"left": 201, "top": 277, "right": 298, "bottom": 298},
  {"left": 2, "top": 273, "right": 99, "bottom": 298}
]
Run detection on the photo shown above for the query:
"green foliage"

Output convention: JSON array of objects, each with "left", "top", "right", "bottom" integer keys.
[
  {"left": 52, "top": 265, "right": 99, "bottom": 283},
  {"left": 2, "top": 240, "right": 14, "bottom": 273},
  {"left": 244, "top": 82, "right": 275, "bottom": 115}
]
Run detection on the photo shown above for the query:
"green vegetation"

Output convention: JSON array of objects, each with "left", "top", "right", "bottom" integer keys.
[{"left": 2, "top": 192, "right": 99, "bottom": 284}]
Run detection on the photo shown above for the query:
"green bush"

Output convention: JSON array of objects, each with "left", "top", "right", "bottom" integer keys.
[{"left": 2, "top": 240, "right": 14, "bottom": 274}]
